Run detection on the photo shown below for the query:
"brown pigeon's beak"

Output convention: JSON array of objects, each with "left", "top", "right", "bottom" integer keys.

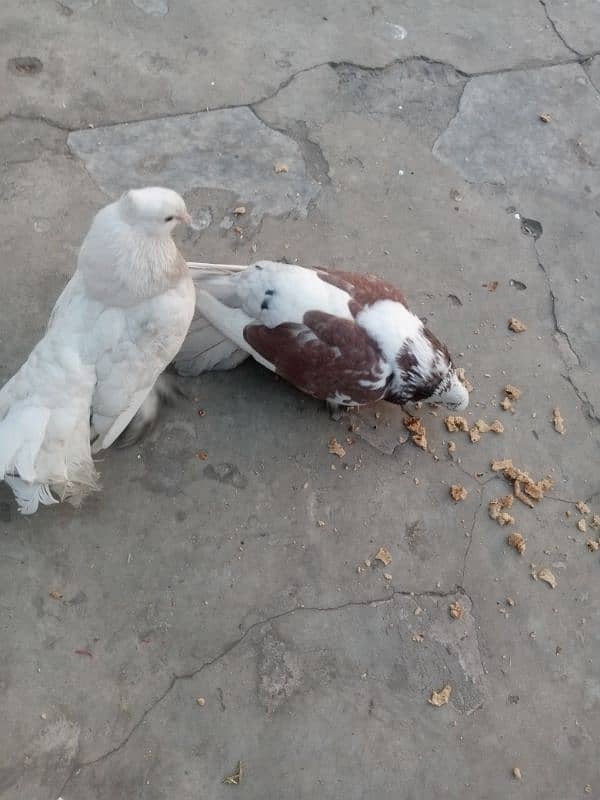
[{"left": 179, "top": 211, "right": 193, "bottom": 226}]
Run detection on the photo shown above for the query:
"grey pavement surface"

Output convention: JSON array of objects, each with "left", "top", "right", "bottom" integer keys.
[{"left": 1, "top": 1, "right": 599, "bottom": 799}]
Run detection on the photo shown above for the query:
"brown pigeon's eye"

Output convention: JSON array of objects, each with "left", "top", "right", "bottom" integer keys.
[{"left": 164, "top": 215, "right": 174, "bottom": 222}]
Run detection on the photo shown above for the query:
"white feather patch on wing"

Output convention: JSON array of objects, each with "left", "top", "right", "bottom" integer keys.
[{"left": 193, "top": 290, "right": 275, "bottom": 372}]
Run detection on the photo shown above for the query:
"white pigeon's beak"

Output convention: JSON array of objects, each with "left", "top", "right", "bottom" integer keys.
[{"left": 179, "top": 211, "right": 193, "bottom": 226}]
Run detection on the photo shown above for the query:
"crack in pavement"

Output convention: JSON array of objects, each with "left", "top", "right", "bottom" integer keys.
[
  {"left": 5, "top": 51, "right": 600, "bottom": 139},
  {"left": 56, "top": 583, "right": 469, "bottom": 796},
  {"left": 538, "top": 0, "right": 582, "bottom": 57}
]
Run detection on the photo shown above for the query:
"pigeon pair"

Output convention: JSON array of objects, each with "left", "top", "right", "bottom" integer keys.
[{"left": 0, "top": 188, "right": 468, "bottom": 514}]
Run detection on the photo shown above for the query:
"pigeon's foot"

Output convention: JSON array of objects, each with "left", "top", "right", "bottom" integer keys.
[{"left": 326, "top": 399, "right": 347, "bottom": 421}]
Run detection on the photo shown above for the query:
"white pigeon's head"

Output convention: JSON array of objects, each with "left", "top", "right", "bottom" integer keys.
[
  {"left": 119, "top": 187, "right": 192, "bottom": 235},
  {"left": 427, "top": 367, "right": 470, "bottom": 411}
]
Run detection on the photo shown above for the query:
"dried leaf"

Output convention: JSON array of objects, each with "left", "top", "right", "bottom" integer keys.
[
  {"left": 445, "top": 415, "right": 469, "bottom": 432},
  {"left": 508, "top": 317, "right": 527, "bottom": 333},
  {"left": 576, "top": 501, "right": 590, "bottom": 515},
  {"left": 274, "top": 162, "right": 289, "bottom": 173},
  {"left": 403, "top": 415, "right": 428, "bottom": 450},
  {"left": 533, "top": 566, "right": 557, "bottom": 589},
  {"left": 49, "top": 590, "right": 63, "bottom": 600},
  {"left": 223, "top": 761, "right": 244, "bottom": 785},
  {"left": 450, "top": 485, "right": 468, "bottom": 502},
  {"left": 507, "top": 532, "right": 526, "bottom": 555},
  {"left": 577, "top": 518, "right": 587, "bottom": 533},
  {"left": 328, "top": 438, "right": 346, "bottom": 458},
  {"left": 504, "top": 384, "right": 522, "bottom": 400},
  {"left": 553, "top": 407, "right": 566, "bottom": 435},
  {"left": 374, "top": 546, "right": 392, "bottom": 566},
  {"left": 428, "top": 684, "right": 452, "bottom": 707},
  {"left": 449, "top": 601, "right": 464, "bottom": 619}
]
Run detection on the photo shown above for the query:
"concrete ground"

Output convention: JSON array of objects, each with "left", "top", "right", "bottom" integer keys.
[{"left": 1, "top": 1, "right": 599, "bottom": 798}]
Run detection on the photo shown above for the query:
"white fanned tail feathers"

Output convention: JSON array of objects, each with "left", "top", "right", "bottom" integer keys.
[{"left": 174, "top": 262, "right": 250, "bottom": 376}]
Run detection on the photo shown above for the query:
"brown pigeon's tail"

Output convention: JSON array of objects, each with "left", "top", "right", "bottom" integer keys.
[{"left": 173, "top": 262, "right": 250, "bottom": 376}]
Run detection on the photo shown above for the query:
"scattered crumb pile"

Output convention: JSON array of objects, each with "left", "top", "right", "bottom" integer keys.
[
  {"left": 489, "top": 495, "right": 515, "bottom": 526},
  {"left": 455, "top": 367, "right": 474, "bottom": 393},
  {"left": 469, "top": 418, "right": 504, "bottom": 443},
  {"left": 449, "top": 601, "right": 464, "bottom": 619},
  {"left": 507, "top": 532, "right": 526, "bottom": 555},
  {"left": 531, "top": 565, "right": 557, "bottom": 589},
  {"left": 450, "top": 485, "right": 468, "bottom": 502},
  {"left": 553, "top": 407, "right": 566, "bottom": 435},
  {"left": 428, "top": 684, "right": 452, "bottom": 707},
  {"left": 445, "top": 415, "right": 468, "bottom": 432},
  {"left": 501, "top": 384, "right": 522, "bottom": 412},
  {"left": 491, "top": 459, "right": 553, "bottom": 507},
  {"left": 404, "top": 415, "right": 428, "bottom": 450},
  {"left": 508, "top": 317, "right": 527, "bottom": 333},
  {"left": 328, "top": 437, "right": 346, "bottom": 458},
  {"left": 374, "top": 546, "right": 392, "bottom": 566}
]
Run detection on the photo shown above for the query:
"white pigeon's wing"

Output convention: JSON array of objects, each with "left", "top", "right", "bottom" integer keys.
[{"left": 90, "top": 283, "right": 194, "bottom": 453}]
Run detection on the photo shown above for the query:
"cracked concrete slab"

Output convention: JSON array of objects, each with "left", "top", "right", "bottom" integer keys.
[
  {"left": 1, "top": 2, "right": 600, "bottom": 799},
  {"left": 542, "top": 0, "right": 600, "bottom": 55},
  {"left": 0, "top": 0, "right": 571, "bottom": 128},
  {"left": 67, "top": 108, "right": 320, "bottom": 225}
]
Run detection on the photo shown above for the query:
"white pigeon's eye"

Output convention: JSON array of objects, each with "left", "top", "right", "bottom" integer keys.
[{"left": 164, "top": 215, "right": 174, "bottom": 222}]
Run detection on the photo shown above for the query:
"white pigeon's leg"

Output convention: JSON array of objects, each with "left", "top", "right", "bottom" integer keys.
[{"left": 326, "top": 398, "right": 346, "bottom": 421}]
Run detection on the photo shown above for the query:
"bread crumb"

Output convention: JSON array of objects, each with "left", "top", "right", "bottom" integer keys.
[
  {"left": 591, "top": 515, "right": 600, "bottom": 530},
  {"left": 576, "top": 501, "right": 590, "bottom": 515},
  {"left": 586, "top": 539, "right": 599, "bottom": 552},
  {"left": 428, "top": 684, "right": 452, "bottom": 707},
  {"left": 513, "top": 767, "right": 523, "bottom": 780},
  {"left": 508, "top": 317, "right": 527, "bottom": 333},
  {"left": 449, "top": 601, "right": 464, "bottom": 619},
  {"left": 469, "top": 426, "right": 481, "bottom": 443},
  {"left": 234, "top": 206, "right": 246, "bottom": 215},
  {"left": 506, "top": 597, "right": 515, "bottom": 606},
  {"left": 491, "top": 459, "right": 553, "bottom": 506},
  {"left": 504, "top": 384, "right": 522, "bottom": 400},
  {"left": 489, "top": 495, "right": 515, "bottom": 526},
  {"left": 532, "top": 566, "right": 557, "bottom": 589},
  {"left": 412, "top": 632, "right": 424, "bottom": 643},
  {"left": 475, "top": 419, "right": 504, "bottom": 434},
  {"left": 196, "top": 697, "right": 206, "bottom": 706},
  {"left": 383, "top": 572, "right": 393, "bottom": 581},
  {"left": 447, "top": 441, "right": 456, "bottom": 454},
  {"left": 507, "top": 532, "right": 526, "bottom": 555},
  {"left": 328, "top": 438, "right": 346, "bottom": 458},
  {"left": 455, "top": 367, "right": 474, "bottom": 393},
  {"left": 577, "top": 518, "right": 587, "bottom": 533},
  {"left": 49, "top": 590, "right": 63, "bottom": 600},
  {"left": 274, "top": 162, "right": 289, "bottom": 173},
  {"left": 553, "top": 407, "right": 566, "bottom": 435},
  {"left": 500, "top": 397, "right": 513, "bottom": 412},
  {"left": 196, "top": 451, "right": 209, "bottom": 461},
  {"left": 445, "top": 415, "right": 469, "bottom": 432},
  {"left": 374, "top": 546, "right": 392, "bottom": 566},
  {"left": 538, "top": 112, "right": 551, "bottom": 123},
  {"left": 450, "top": 485, "right": 468, "bottom": 502},
  {"left": 404, "top": 415, "right": 428, "bottom": 450}
]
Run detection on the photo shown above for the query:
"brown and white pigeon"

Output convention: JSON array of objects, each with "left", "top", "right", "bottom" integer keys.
[
  {"left": 174, "top": 260, "right": 469, "bottom": 415},
  {"left": 0, "top": 187, "right": 195, "bottom": 513}
]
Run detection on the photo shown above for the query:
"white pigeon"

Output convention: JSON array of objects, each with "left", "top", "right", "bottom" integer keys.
[
  {"left": 172, "top": 260, "right": 469, "bottom": 415},
  {"left": 0, "top": 187, "right": 195, "bottom": 514}
]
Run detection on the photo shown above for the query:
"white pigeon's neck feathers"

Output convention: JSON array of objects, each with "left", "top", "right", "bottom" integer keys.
[{"left": 78, "top": 201, "right": 186, "bottom": 306}]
